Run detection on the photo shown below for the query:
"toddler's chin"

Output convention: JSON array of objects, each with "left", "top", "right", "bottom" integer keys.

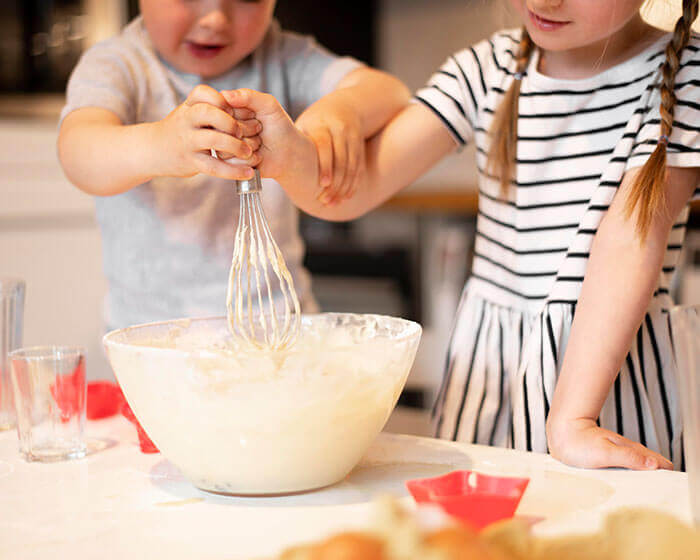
[{"left": 167, "top": 51, "right": 244, "bottom": 79}]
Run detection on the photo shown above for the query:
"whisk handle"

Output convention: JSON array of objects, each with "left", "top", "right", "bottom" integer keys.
[
  {"left": 236, "top": 169, "right": 262, "bottom": 194},
  {"left": 209, "top": 148, "right": 262, "bottom": 195}
]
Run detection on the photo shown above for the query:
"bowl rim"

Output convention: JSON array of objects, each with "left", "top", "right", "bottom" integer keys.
[{"left": 103, "top": 312, "right": 422, "bottom": 357}]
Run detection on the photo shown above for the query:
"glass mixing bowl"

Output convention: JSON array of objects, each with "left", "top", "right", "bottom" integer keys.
[{"left": 104, "top": 313, "right": 421, "bottom": 495}]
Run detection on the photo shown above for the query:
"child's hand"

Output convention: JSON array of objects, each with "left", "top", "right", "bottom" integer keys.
[
  {"left": 221, "top": 88, "right": 318, "bottom": 185},
  {"left": 547, "top": 417, "right": 673, "bottom": 470},
  {"left": 155, "top": 84, "right": 262, "bottom": 179},
  {"left": 295, "top": 97, "right": 366, "bottom": 206}
]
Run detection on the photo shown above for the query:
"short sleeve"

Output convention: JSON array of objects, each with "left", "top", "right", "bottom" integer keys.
[
  {"left": 413, "top": 37, "right": 496, "bottom": 150},
  {"left": 59, "top": 39, "right": 138, "bottom": 126},
  {"left": 626, "top": 35, "right": 700, "bottom": 199},
  {"left": 279, "top": 31, "right": 364, "bottom": 120}
]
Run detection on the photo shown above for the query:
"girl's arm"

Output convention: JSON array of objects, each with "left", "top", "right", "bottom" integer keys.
[
  {"left": 223, "top": 87, "right": 458, "bottom": 221},
  {"left": 547, "top": 165, "right": 699, "bottom": 470},
  {"left": 57, "top": 85, "right": 260, "bottom": 196},
  {"left": 295, "top": 67, "right": 411, "bottom": 202}
]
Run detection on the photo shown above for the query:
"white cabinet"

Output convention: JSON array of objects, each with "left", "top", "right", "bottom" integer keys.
[{"left": 0, "top": 117, "right": 111, "bottom": 380}]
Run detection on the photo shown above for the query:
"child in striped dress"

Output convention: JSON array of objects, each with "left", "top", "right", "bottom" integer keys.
[{"left": 226, "top": 0, "right": 700, "bottom": 470}]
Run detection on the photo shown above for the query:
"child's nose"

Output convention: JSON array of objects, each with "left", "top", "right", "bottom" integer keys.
[
  {"left": 528, "top": 0, "right": 564, "bottom": 10},
  {"left": 198, "top": 2, "right": 231, "bottom": 30}
]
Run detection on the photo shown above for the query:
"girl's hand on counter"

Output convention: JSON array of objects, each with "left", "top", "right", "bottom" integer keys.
[
  {"left": 154, "top": 84, "right": 262, "bottom": 180},
  {"left": 546, "top": 417, "right": 673, "bottom": 471},
  {"left": 295, "top": 92, "right": 366, "bottom": 206}
]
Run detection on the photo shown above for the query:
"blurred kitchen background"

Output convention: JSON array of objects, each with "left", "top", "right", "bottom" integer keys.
[{"left": 1, "top": 0, "right": 699, "bottom": 436}]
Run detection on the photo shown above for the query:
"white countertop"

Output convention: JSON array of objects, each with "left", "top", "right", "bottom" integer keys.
[{"left": 0, "top": 417, "right": 692, "bottom": 560}]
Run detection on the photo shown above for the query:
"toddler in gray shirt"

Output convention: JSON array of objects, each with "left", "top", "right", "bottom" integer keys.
[{"left": 58, "top": 0, "right": 409, "bottom": 331}]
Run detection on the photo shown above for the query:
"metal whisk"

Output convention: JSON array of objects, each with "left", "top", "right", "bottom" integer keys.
[{"left": 225, "top": 169, "right": 301, "bottom": 351}]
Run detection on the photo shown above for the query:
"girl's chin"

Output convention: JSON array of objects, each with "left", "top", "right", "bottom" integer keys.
[{"left": 525, "top": 28, "right": 583, "bottom": 51}]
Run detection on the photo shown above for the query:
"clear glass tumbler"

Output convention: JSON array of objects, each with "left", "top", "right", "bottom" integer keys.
[
  {"left": 10, "top": 346, "right": 87, "bottom": 462},
  {"left": 670, "top": 303, "right": 700, "bottom": 526},
  {"left": 0, "top": 278, "right": 25, "bottom": 431}
]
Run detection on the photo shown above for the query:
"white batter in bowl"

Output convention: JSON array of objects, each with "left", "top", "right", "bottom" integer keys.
[{"left": 103, "top": 313, "right": 421, "bottom": 495}]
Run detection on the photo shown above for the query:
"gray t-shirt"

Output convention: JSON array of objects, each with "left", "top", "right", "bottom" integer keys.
[{"left": 61, "top": 17, "right": 362, "bottom": 330}]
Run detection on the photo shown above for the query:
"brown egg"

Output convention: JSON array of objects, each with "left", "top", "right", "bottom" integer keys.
[
  {"left": 307, "top": 532, "right": 385, "bottom": 560},
  {"left": 425, "top": 526, "right": 510, "bottom": 560}
]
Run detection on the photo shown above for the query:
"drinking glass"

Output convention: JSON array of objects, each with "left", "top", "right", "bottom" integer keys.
[
  {"left": 10, "top": 346, "right": 87, "bottom": 462},
  {"left": 0, "top": 278, "right": 25, "bottom": 431},
  {"left": 669, "top": 303, "right": 700, "bottom": 526}
]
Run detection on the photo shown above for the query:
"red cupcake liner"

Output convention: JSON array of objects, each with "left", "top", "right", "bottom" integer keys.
[
  {"left": 121, "top": 400, "right": 159, "bottom": 454},
  {"left": 406, "top": 470, "right": 529, "bottom": 529},
  {"left": 87, "top": 380, "right": 125, "bottom": 420},
  {"left": 50, "top": 374, "right": 158, "bottom": 454}
]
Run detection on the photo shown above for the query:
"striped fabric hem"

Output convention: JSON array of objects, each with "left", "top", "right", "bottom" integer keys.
[{"left": 434, "top": 287, "right": 682, "bottom": 466}]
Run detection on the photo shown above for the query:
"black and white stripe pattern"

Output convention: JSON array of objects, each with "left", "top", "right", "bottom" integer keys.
[{"left": 419, "top": 30, "right": 700, "bottom": 465}]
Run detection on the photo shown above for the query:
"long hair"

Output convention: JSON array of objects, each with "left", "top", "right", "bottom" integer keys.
[
  {"left": 486, "top": 27, "right": 534, "bottom": 195},
  {"left": 624, "top": 0, "right": 699, "bottom": 238}
]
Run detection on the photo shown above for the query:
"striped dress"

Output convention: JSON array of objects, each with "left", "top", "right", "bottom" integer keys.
[{"left": 415, "top": 29, "right": 700, "bottom": 466}]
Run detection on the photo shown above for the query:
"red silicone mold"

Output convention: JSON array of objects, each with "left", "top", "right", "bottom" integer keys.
[
  {"left": 86, "top": 380, "right": 125, "bottom": 420},
  {"left": 121, "top": 401, "right": 159, "bottom": 454},
  {"left": 406, "top": 470, "right": 529, "bottom": 529}
]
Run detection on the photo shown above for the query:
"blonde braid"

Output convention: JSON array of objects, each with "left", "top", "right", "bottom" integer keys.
[
  {"left": 487, "top": 27, "right": 535, "bottom": 195},
  {"left": 624, "top": 0, "right": 699, "bottom": 238}
]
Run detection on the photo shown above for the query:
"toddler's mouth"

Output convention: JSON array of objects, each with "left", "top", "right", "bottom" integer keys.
[
  {"left": 528, "top": 10, "right": 570, "bottom": 32},
  {"left": 186, "top": 41, "right": 226, "bottom": 59}
]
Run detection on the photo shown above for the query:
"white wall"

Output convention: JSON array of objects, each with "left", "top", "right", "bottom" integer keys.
[
  {"left": 642, "top": 0, "right": 700, "bottom": 32},
  {"left": 377, "top": 0, "right": 518, "bottom": 90},
  {"left": 0, "top": 119, "right": 112, "bottom": 380}
]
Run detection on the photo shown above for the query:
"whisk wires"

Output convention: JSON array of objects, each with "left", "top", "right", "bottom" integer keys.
[{"left": 226, "top": 186, "right": 301, "bottom": 351}]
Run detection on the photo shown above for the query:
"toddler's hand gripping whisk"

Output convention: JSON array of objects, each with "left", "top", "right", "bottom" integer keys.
[{"left": 214, "top": 150, "right": 301, "bottom": 351}]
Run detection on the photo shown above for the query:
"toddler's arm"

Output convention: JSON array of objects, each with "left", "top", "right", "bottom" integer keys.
[
  {"left": 58, "top": 85, "right": 261, "bottom": 196},
  {"left": 294, "top": 67, "right": 411, "bottom": 205},
  {"left": 223, "top": 89, "right": 458, "bottom": 221},
  {"left": 546, "top": 166, "right": 699, "bottom": 470}
]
